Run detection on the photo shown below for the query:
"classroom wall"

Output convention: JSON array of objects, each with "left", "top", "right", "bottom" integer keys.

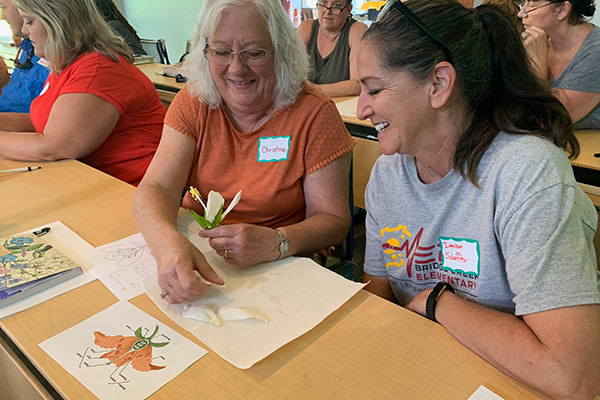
[{"left": 120, "top": 0, "right": 202, "bottom": 64}]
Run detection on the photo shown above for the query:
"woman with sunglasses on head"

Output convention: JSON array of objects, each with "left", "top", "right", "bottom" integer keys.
[
  {"left": 358, "top": 0, "right": 600, "bottom": 397},
  {"left": 0, "top": 0, "right": 165, "bottom": 186},
  {"left": 297, "top": 0, "right": 367, "bottom": 97},
  {"left": 520, "top": 0, "right": 600, "bottom": 129},
  {"left": 133, "top": 0, "right": 354, "bottom": 304}
]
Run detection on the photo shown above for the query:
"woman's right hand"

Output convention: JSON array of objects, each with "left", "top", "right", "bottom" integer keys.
[{"left": 155, "top": 233, "right": 224, "bottom": 304}]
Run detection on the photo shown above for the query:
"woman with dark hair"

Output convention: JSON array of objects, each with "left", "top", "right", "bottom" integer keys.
[
  {"left": 297, "top": 0, "right": 367, "bottom": 97},
  {"left": 520, "top": 0, "right": 600, "bottom": 129},
  {"left": 93, "top": 0, "right": 146, "bottom": 56},
  {"left": 357, "top": 0, "right": 600, "bottom": 397}
]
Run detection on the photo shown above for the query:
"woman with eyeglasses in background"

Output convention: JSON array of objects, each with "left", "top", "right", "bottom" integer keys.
[
  {"left": 0, "top": 0, "right": 165, "bottom": 186},
  {"left": 520, "top": 0, "right": 600, "bottom": 129},
  {"left": 357, "top": 0, "right": 600, "bottom": 397},
  {"left": 133, "top": 0, "right": 354, "bottom": 304},
  {"left": 297, "top": 0, "right": 367, "bottom": 97}
]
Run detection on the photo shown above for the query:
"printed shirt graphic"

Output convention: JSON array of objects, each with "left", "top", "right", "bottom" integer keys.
[{"left": 378, "top": 224, "right": 481, "bottom": 307}]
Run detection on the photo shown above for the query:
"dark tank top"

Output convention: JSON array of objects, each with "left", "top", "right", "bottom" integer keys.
[{"left": 307, "top": 18, "right": 355, "bottom": 85}]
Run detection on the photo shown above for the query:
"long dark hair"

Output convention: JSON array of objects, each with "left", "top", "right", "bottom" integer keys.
[
  {"left": 93, "top": 0, "right": 142, "bottom": 42},
  {"left": 363, "top": 0, "right": 577, "bottom": 185}
]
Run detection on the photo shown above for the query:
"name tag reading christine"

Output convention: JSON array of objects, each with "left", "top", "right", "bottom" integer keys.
[
  {"left": 258, "top": 136, "right": 290, "bottom": 162},
  {"left": 439, "top": 237, "right": 480, "bottom": 277}
]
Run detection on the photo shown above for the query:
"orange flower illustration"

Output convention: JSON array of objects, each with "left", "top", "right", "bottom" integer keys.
[{"left": 93, "top": 325, "right": 168, "bottom": 372}]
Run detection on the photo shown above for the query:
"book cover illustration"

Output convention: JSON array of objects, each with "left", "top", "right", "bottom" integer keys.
[{"left": 0, "top": 233, "right": 81, "bottom": 296}]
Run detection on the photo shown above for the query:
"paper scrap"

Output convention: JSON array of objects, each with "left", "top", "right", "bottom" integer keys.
[
  {"left": 335, "top": 97, "right": 359, "bottom": 118},
  {"left": 88, "top": 233, "right": 157, "bottom": 301},
  {"left": 468, "top": 386, "right": 506, "bottom": 400},
  {"left": 145, "top": 215, "right": 366, "bottom": 369},
  {"left": 39, "top": 301, "right": 207, "bottom": 400}
]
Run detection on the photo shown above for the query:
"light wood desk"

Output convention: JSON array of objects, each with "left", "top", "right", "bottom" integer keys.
[
  {"left": 0, "top": 158, "right": 550, "bottom": 399},
  {"left": 136, "top": 63, "right": 186, "bottom": 106}
]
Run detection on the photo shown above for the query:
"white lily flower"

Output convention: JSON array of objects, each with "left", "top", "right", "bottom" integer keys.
[
  {"left": 222, "top": 190, "right": 242, "bottom": 219},
  {"left": 205, "top": 190, "right": 224, "bottom": 223}
]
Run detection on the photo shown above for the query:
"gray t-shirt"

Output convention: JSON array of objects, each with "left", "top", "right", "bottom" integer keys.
[
  {"left": 364, "top": 132, "right": 600, "bottom": 316},
  {"left": 550, "top": 25, "right": 600, "bottom": 130}
]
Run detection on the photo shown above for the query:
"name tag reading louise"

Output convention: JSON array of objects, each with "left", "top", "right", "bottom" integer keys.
[
  {"left": 258, "top": 136, "right": 291, "bottom": 162},
  {"left": 439, "top": 237, "right": 480, "bottom": 277}
]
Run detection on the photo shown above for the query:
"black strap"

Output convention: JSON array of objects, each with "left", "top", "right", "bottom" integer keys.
[{"left": 426, "top": 282, "right": 455, "bottom": 323}]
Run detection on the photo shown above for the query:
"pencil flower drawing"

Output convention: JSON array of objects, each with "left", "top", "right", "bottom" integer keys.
[{"left": 187, "top": 187, "right": 242, "bottom": 229}]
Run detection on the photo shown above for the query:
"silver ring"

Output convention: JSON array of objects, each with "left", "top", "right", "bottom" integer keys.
[
  {"left": 224, "top": 249, "right": 229, "bottom": 259},
  {"left": 159, "top": 291, "right": 169, "bottom": 299},
  {"left": 522, "top": 32, "right": 531, "bottom": 40}
]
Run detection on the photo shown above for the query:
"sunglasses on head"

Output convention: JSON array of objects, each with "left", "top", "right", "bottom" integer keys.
[
  {"left": 14, "top": 47, "right": 35, "bottom": 70},
  {"left": 375, "top": 0, "right": 453, "bottom": 64}
]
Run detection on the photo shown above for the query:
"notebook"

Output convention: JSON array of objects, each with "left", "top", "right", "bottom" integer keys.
[{"left": 0, "top": 233, "right": 83, "bottom": 309}]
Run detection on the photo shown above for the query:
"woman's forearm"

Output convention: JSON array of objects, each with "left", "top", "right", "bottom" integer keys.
[
  {"left": 279, "top": 212, "right": 350, "bottom": 258},
  {"left": 434, "top": 293, "right": 600, "bottom": 399},
  {"left": 318, "top": 79, "right": 361, "bottom": 98},
  {"left": 0, "top": 112, "right": 35, "bottom": 132},
  {"left": 132, "top": 183, "right": 185, "bottom": 258},
  {"left": 0, "top": 130, "right": 61, "bottom": 161}
]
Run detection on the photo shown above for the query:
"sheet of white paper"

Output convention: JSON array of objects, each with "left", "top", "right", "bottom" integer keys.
[
  {"left": 144, "top": 215, "right": 366, "bottom": 369},
  {"left": 0, "top": 221, "right": 96, "bottom": 320},
  {"left": 39, "top": 301, "right": 207, "bottom": 400},
  {"left": 468, "top": 386, "right": 506, "bottom": 400},
  {"left": 89, "top": 233, "right": 157, "bottom": 301},
  {"left": 335, "top": 96, "right": 359, "bottom": 118}
]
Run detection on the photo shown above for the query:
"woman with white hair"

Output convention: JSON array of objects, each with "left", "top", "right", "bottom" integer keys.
[
  {"left": 0, "top": 0, "right": 165, "bottom": 186},
  {"left": 132, "top": 0, "right": 354, "bottom": 304}
]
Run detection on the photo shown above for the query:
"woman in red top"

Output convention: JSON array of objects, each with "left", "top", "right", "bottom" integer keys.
[{"left": 0, "top": 0, "right": 165, "bottom": 186}]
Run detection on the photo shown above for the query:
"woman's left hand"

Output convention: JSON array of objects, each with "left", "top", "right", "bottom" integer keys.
[
  {"left": 198, "top": 223, "right": 281, "bottom": 268},
  {"left": 522, "top": 26, "right": 550, "bottom": 79},
  {"left": 404, "top": 288, "right": 433, "bottom": 317}
]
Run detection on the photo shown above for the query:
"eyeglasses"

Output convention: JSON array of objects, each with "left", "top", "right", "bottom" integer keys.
[
  {"left": 374, "top": 0, "right": 453, "bottom": 64},
  {"left": 316, "top": 2, "right": 349, "bottom": 15},
  {"left": 518, "top": 1, "right": 554, "bottom": 16},
  {"left": 203, "top": 46, "right": 273, "bottom": 67},
  {"left": 14, "top": 47, "right": 34, "bottom": 70}
]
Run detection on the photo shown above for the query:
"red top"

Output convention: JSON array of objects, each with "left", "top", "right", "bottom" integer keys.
[{"left": 30, "top": 52, "right": 165, "bottom": 186}]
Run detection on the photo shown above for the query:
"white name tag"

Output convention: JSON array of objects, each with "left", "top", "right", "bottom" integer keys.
[
  {"left": 257, "top": 136, "right": 290, "bottom": 162},
  {"left": 39, "top": 81, "right": 49, "bottom": 96},
  {"left": 439, "top": 237, "right": 480, "bottom": 277}
]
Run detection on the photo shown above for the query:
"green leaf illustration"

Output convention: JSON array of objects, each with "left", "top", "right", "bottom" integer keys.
[
  {"left": 150, "top": 341, "right": 169, "bottom": 348},
  {"left": 134, "top": 327, "right": 144, "bottom": 339},
  {"left": 26, "top": 243, "right": 44, "bottom": 251}
]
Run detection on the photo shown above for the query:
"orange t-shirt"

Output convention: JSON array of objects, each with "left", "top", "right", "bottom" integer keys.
[{"left": 165, "top": 82, "right": 355, "bottom": 229}]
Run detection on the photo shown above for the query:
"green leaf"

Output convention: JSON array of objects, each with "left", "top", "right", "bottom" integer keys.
[
  {"left": 9, "top": 249, "right": 21, "bottom": 254},
  {"left": 188, "top": 209, "right": 213, "bottom": 229},
  {"left": 212, "top": 205, "right": 224, "bottom": 228},
  {"left": 26, "top": 243, "right": 44, "bottom": 251},
  {"left": 150, "top": 341, "right": 169, "bottom": 348},
  {"left": 147, "top": 325, "right": 159, "bottom": 340},
  {"left": 134, "top": 327, "right": 144, "bottom": 339},
  {"left": 5, "top": 246, "right": 20, "bottom": 251}
]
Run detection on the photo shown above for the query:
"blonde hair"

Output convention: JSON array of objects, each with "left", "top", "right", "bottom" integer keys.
[
  {"left": 13, "top": 0, "right": 133, "bottom": 72},
  {"left": 184, "top": 0, "right": 308, "bottom": 109}
]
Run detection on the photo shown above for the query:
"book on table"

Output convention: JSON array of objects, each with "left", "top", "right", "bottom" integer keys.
[{"left": 0, "top": 233, "right": 83, "bottom": 309}]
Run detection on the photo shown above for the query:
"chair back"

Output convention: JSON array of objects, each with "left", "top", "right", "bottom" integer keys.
[{"left": 140, "top": 39, "right": 170, "bottom": 65}]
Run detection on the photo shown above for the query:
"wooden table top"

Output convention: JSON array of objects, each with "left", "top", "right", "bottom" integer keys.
[
  {"left": 0, "top": 157, "right": 550, "bottom": 399},
  {"left": 572, "top": 130, "right": 600, "bottom": 172},
  {"left": 136, "top": 62, "right": 186, "bottom": 92}
]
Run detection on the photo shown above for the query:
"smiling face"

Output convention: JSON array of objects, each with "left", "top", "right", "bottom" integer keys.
[
  {"left": 0, "top": 0, "right": 25, "bottom": 38},
  {"left": 318, "top": 0, "right": 352, "bottom": 32},
  {"left": 19, "top": 11, "right": 47, "bottom": 58},
  {"left": 207, "top": 6, "right": 276, "bottom": 117},
  {"left": 356, "top": 41, "right": 432, "bottom": 156}
]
